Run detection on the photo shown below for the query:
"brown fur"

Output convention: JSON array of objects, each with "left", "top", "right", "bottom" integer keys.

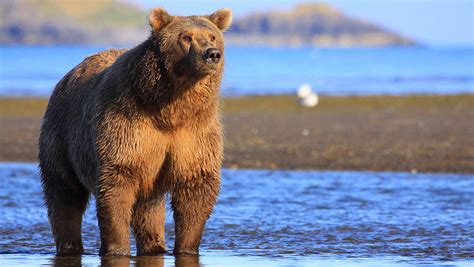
[{"left": 38, "top": 8, "right": 232, "bottom": 256}]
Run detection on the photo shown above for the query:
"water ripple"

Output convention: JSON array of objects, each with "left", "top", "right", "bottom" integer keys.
[{"left": 0, "top": 163, "right": 473, "bottom": 265}]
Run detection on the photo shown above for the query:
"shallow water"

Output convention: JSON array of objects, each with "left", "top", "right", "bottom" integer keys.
[
  {"left": 0, "top": 162, "right": 473, "bottom": 266},
  {"left": 1, "top": 46, "right": 473, "bottom": 96}
]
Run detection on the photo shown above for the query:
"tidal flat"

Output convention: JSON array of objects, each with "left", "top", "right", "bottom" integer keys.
[{"left": 1, "top": 94, "right": 473, "bottom": 172}]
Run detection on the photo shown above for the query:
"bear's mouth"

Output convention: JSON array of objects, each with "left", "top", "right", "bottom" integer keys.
[
  {"left": 199, "top": 60, "right": 219, "bottom": 74},
  {"left": 199, "top": 66, "right": 218, "bottom": 76},
  {"left": 173, "top": 56, "right": 219, "bottom": 78}
]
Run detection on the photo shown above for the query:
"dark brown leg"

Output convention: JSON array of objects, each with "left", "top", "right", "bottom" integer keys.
[
  {"left": 132, "top": 196, "right": 167, "bottom": 255},
  {"left": 96, "top": 171, "right": 139, "bottom": 256},
  {"left": 171, "top": 175, "right": 220, "bottom": 255},
  {"left": 40, "top": 166, "right": 89, "bottom": 255}
]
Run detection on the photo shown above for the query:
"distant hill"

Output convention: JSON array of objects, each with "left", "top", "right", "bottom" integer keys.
[
  {"left": 0, "top": 0, "right": 148, "bottom": 45},
  {"left": 226, "top": 3, "right": 416, "bottom": 47},
  {"left": 0, "top": 1, "right": 416, "bottom": 47}
]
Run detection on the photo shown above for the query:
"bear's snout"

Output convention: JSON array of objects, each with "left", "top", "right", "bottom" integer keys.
[{"left": 204, "top": 48, "right": 221, "bottom": 64}]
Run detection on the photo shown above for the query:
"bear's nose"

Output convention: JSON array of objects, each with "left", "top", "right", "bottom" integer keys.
[{"left": 205, "top": 48, "right": 221, "bottom": 64}]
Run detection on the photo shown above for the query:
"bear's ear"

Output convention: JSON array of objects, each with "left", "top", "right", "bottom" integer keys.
[
  {"left": 208, "top": 8, "right": 233, "bottom": 31},
  {"left": 149, "top": 7, "right": 172, "bottom": 31}
]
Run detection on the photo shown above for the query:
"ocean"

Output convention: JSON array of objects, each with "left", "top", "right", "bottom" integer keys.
[{"left": 0, "top": 45, "right": 473, "bottom": 97}]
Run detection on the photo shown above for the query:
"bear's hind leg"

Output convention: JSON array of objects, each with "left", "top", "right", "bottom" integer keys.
[
  {"left": 132, "top": 196, "right": 166, "bottom": 255},
  {"left": 40, "top": 165, "right": 89, "bottom": 255}
]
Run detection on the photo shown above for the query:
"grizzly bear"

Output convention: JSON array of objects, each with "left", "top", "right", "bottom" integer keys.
[{"left": 38, "top": 7, "right": 232, "bottom": 256}]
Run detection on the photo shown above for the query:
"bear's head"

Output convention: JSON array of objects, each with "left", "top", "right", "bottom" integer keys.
[{"left": 148, "top": 7, "right": 232, "bottom": 78}]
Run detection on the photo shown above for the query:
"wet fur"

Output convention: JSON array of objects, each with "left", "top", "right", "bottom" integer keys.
[{"left": 38, "top": 8, "right": 231, "bottom": 256}]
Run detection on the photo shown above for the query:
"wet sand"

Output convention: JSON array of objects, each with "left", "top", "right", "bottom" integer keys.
[{"left": 0, "top": 95, "right": 473, "bottom": 172}]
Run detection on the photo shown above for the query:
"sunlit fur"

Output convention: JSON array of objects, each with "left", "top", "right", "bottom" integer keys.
[{"left": 38, "top": 7, "right": 232, "bottom": 256}]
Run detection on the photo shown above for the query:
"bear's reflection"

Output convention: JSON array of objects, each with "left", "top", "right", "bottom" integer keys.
[
  {"left": 173, "top": 255, "right": 201, "bottom": 267},
  {"left": 52, "top": 255, "right": 82, "bottom": 266},
  {"left": 51, "top": 255, "right": 201, "bottom": 267},
  {"left": 101, "top": 256, "right": 133, "bottom": 267}
]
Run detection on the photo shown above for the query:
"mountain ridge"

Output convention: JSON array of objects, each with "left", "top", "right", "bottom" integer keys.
[
  {"left": 0, "top": 1, "right": 416, "bottom": 47},
  {"left": 226, "top": 3, "right": 415, "bottom": 47}
]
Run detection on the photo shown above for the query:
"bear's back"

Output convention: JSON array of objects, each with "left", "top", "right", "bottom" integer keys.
[
  {"left": 45, "top": 48, "right": 128, "bottom": 129},
  {"left": 55, "top": 49, "right": 127, "bottom": 95}
]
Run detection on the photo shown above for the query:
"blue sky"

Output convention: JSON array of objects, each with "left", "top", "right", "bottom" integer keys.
[{"left": 136, "top": 0, "right": 474, "bottom": 47}]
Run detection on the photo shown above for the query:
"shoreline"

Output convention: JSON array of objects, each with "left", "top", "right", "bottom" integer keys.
[
  {"left": 1, "top": 94, "right": 473, "bottom": 173},
  {"left": 2, "top": 161, "right": 474, "bottom": 176}
]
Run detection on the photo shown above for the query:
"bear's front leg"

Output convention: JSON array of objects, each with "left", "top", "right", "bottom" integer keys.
[
  {"left": 96, "top": 167, "right": 139, "bottom": 256},
  {"left": 132, "top": 196, "right": 166, "bottom": 255},
  {"left": 171, "top": 174, "right": 220, "bottom": 255}
]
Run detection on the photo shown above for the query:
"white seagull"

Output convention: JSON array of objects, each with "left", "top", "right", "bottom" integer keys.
[{"left": 296, "top": 83, "right": 318, "bottom": 107}]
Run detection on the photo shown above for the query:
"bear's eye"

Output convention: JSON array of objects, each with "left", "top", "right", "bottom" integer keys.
[
  {"left": 183, "top": 35, "right": 192, "bottom": 43},
  {"left": 210, "top": 35, "right": 216, "bottom": 42}
]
